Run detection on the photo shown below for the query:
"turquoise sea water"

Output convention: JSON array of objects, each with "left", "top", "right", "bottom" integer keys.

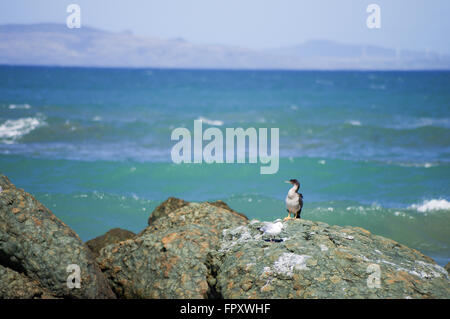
[{"left": 0, "top": 66, "right": 449, "bottom": 265}]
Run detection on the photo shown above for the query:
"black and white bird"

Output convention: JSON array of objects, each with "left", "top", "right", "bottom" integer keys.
[{"left": 285, "top": 179, "right": 303, "bottom": 219}]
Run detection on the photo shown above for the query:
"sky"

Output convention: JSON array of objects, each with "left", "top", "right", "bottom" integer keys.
[{"left": 1, "top": 0, "right": 450, "bottom": 54}]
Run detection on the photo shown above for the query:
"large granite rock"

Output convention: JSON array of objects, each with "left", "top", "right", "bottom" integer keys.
[
  {"left": 0, "top": 175, "right": 116, "bottom": 299},
  {"left": 86, "top": 228, "right": 135, "bottom": 257},
  {"left": 212, "top": 218, "right": 450, "bottom": 299},
  {"left": 98, "top": 199, "right": 450, "bottom": 299},
  {"left": 98, "top": 202, "right": 248, "bottom": 298}
]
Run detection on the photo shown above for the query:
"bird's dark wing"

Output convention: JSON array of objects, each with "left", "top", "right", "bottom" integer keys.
[{"left": 296, "top": 194, "right": 303, "bottom": 218}]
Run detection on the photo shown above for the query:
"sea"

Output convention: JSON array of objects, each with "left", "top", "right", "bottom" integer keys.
[{"left": 0, "top": 65, "right": 449, "bottom": 265}]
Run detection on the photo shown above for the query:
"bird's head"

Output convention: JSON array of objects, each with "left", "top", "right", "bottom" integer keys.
[{"left": 285, "top": 179, "right": 300, "bottom": 187}]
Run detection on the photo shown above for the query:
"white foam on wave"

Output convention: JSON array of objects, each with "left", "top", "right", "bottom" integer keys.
[
  {"left": 389, "top": 117, "right": 450, "bottom": 130},
  {"left": 399, "top": 162, "right": 436, "bottom": 168},
  {"left": 347, "top": 120, "right": 362, "bottom": 126},
  {"left": 0, "top": 117, "right": 45, "bottom": 142},
  {"left": 9, "top": 103, "right": 31, "bottom": 109},
  {"left": 409, "top": 199, "right": 450, "bottom": 212},
  {"left": 196, "top": 116, "right": 224, "bottom": 126}
]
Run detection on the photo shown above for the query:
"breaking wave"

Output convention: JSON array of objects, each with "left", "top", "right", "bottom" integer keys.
[
  {"left": 347, "top": 120, "right": 362, "bottom": 126},
  {"left": 9, "top": 103, "right": 31, "bottom": 109},
  {"left": 0, "top": 117, "right": 45, "bottom": 143},
  {"left": 409, "top": 199, "right": 450, "bottom": 213}
]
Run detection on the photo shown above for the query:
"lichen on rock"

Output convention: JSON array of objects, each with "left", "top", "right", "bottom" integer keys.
[{"left": 213, "top": 219, "right": 450, "bottom": 299}]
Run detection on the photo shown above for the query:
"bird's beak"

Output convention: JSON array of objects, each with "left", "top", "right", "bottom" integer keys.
[{"left": 284, "top": 180, "right": 291, "bottom": 184}]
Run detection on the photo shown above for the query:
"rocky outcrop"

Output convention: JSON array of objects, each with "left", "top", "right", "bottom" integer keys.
[
  {"left": 147, "top": 197, "right": 248, "bottom": 226},
  {"left": 213, "top": 219, "right": 450, "bottom": 298},
  {"left": 0, "top": 175, "right": 116, "bottom": 299},
  {"left": 86, "top": 228, "right": 135, "bottom": 257},
  {"left": 445, "top": 263, "right": 450, "bottom": 274},
  {"left": 147, "top": 197, "right": 189, "bottom": 225},
  {"left": 1, "top": 177, "right": 448, "bottom": 299},
  {"left": 98, "top": 202, "right": 248, "bottom": 298},
  {"left": 99, "top": 198, "right": 449, "bottom": 299}
]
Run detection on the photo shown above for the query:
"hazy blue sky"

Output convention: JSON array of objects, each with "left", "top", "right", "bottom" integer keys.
[{"left": 1, "top": 0, "right": 450, "bottom": 53}]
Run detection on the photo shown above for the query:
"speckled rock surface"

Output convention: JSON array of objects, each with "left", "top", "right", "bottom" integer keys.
[
  {"left": 146, "top": 202, "right": 249, "bottom": 234},
  {"left": 147, "top": 197, "right": 248, "bottom": 227},
  {"left": 147, "top": 197, "right": 189, "bottom": 225},
  {"left": 0, "top": 264, "right": 55, "bottom": 299},
  {"left": 98, "top": 202, "right": 248, "bottom": 298},
  {"left": 86, "top": 228, "right": 135, "bottom": 257},
  {"left": 0, "top": 175, "right": 116, "bottom": 299},
  {"left": 212, "top": 218, "right": 450, "bottom": 299}
]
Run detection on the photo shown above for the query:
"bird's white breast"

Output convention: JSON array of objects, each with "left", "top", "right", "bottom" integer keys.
[{"left": 285, "top": 188, "right": 300, "bottom": 210}]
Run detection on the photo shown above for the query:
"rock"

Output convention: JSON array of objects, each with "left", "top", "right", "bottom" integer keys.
[
  {"left": 0, "top": 175, "right": 116, "bottom": 299},
  {"left": 0, "top": 264, "right": 55, "bottom": 299},
  {"left": 147, "top": 197, "right": 189, "bottom": 225},
  {"left": 213, "top": 219, "right": 450, "bottom": 299},
  {"left": 86, "top": 228, "right": 135, "bottom": 257},
  {"left": 3, "top": 174, "right": 447, "bottom": 299},
  {"left": 98, "top": 202, "right": 248, "bottom": 298},
  {"left": 146, "top": 201, "right": 248, "bottom": 234},
  {"left": 147, "top": 197, "right": 247, "bottom": 226},
  {"left": 445, "top": 262, "right": 450, "bottom": 274}
]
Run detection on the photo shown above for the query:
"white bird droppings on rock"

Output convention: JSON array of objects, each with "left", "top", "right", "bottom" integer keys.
[{"left": 273, "top": 253, "right": 312, "bottom": 276}]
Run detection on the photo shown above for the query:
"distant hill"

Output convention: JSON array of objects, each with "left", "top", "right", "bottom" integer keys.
[{"left": 1, "top": 23, "right": 449, "bottom": 70}]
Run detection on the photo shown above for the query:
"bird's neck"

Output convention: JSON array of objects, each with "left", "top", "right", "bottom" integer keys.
[{"left": 289, "top": 184, "right": 299, "bottom": 193}]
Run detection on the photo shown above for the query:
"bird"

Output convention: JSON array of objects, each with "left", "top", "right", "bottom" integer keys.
[
  {"left": 260, "top": 221, "right": 283, "bottom": 242},
  {"left": 285, "top": 179, "right": 303, "bottom": 220}
]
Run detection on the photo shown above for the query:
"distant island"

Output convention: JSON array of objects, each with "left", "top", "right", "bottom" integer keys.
[{"left": 1, "top": 23, "right": 449, "bottom": 70}]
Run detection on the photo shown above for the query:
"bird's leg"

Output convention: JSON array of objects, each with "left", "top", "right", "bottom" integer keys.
[{"left": 284, "top": 209, "right": 291, "bottom": 221}]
